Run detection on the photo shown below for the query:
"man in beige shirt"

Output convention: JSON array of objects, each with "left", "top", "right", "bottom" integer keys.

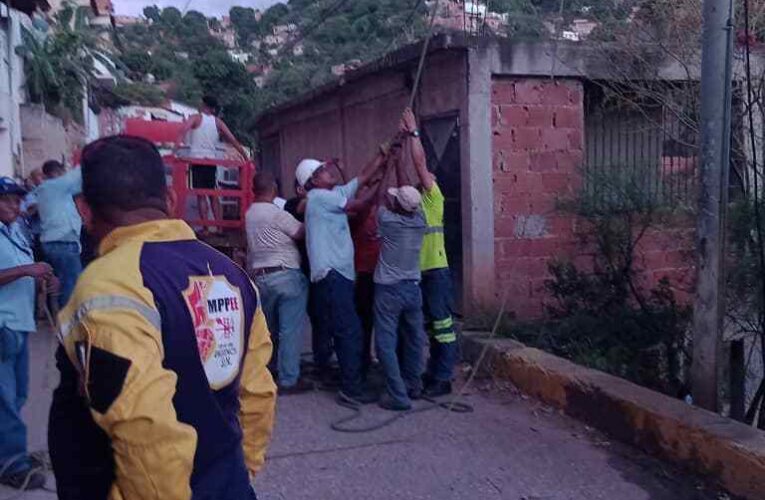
[{"left": 246, "top": 171, "right": 311, "bottom": 393}]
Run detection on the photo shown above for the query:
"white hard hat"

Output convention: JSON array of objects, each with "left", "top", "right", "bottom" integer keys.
[
  {"left": 295, "top": 159, "right": 324, "bottom": 188},
  {"left": 388, "top": 185, "right": 422, "bottom": 212}
]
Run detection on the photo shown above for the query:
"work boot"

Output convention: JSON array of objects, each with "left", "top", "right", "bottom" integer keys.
[
  {"left": 316, "top": 367, "right": 341, "bottom": 391},
  {"left": 0, "top": 467, "right": 46, "bottom": 490},
  {"left": 336, "top": 388, "right": 379, "bottom": 407},
  {"left": 278, "top": 378, "right": 316, "bottom": 396},
  {"left": 378, "top": 394, "right": 412, "bottom": 412},
  {"left": 424, "top": 380, "right": 452, "bottom": 398},
  {"left": 407, "top": 386, "right": 423, "bottom": 401}
]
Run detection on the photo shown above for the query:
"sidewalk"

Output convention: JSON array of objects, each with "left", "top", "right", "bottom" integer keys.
[{"left": 1, "top": 330, "right": 724, "bottom": 500}]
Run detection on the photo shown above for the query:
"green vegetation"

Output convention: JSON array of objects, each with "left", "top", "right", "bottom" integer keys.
[
  {"left": 114, "top": 0, "right": 617, "bottom": 143},
  {"left": 17, "top": 2, "right": 116, "bottom": 123},
  {"left": 16, "top": 1, "right": 655, "bottom": 142},
  {"left": 113, "top": 1, "right": 438, "bottom": 145},
  {"left": 468, "top": 168, "right": 693, "bottom": 397}
]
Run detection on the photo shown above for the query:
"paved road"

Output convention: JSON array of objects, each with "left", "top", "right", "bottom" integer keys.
[{"left": 1, "top": 329, "right": 724, "bottom": 500}]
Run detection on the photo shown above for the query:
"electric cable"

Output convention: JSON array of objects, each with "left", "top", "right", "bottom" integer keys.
[
  {"left": 328, "top": 291, "right": 509, "bottom": 434},
  {"left": 408, "top": 0, "right": 442, "bottom": 109}
]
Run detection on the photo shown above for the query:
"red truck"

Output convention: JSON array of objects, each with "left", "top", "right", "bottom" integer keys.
[{"left": 122, "top": 118, "right": 255, "bottom": 262}]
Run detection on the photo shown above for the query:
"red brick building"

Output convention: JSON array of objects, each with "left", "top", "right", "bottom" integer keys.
[{"left": 255, "top": 34, "right": 697, "bottom": 319}]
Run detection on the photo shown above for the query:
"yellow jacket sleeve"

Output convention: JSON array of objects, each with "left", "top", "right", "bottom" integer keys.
[
  {"left": 65, "top": 307, "right": 198, "bottom": 500},
  {"left": 239, "top": 304, "right": 276, "bottom": 476}
]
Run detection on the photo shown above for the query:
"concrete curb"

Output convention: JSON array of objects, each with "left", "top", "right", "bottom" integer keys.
[{"left": 461, "top": 332, "right": 765, "bottom": 499}]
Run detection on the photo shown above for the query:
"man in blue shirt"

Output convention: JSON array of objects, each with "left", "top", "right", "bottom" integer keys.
[
  {"left": 0, "top": 177, "right": 56, "bottom": 491},
  {"left": 36, "top": 160, "right": 83, "bottom": 307},
  {"left": 296, "top": 149, "right": 388, "bottom": 406}
]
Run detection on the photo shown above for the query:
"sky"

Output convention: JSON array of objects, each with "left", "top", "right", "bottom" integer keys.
[{"left": 114, "top": 0, "right": 281, "bottom": 17}]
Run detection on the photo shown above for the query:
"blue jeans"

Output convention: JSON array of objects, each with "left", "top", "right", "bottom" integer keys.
[
  {"left": 310, "top": 282, "right": 333, "bottom": 371},
  {"left": 421, "top": 268, "right": 459, "bottom": 382},
  {"left": 314, "top": 270, "right": 363, "bottom": 397},
  {"left": 0, "top": 329, "right": 30, "bottom": 474},
  {"left": 42, "top": 241, "right": 83, "bottom": 308},
  {"left": 374, "top": 282, "right": 426, "bottom": 407},
  {"left": 255, "top": 269, "right": 308, "bottom": 387}
]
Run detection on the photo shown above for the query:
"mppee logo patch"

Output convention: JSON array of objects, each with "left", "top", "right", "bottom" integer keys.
[{"left": 183, "top": 275, "right": 244, "bottom": 389}]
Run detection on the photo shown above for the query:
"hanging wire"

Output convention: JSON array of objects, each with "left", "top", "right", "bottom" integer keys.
[{"left": 407, "top": 0, "right": 442, "bottom": 108}]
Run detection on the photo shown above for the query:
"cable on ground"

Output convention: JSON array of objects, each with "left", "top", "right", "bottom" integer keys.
[
  {"left": 329, "top": 290, "right": 508, "bottom": 434},
  {"left": 0, "top": 451, "right": 53, "bottom": 500},
  {"left": 330, "top": 394, "right": 473, "bottom": 434}
]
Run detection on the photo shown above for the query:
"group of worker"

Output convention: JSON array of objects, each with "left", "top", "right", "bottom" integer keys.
[
  {"left": 0, "top": 101, "right": 458, "bottom": 498},
  {"left": 245, "top": 108, "right": 458, "bottom": 411},
  {"left": 0, "top": 110, "right": 276, "bottom": 496}
]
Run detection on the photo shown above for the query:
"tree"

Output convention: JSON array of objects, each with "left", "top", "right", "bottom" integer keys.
[
  {"left": 143, "top": 5, "right": 161, "bottom": 23},
  {"left": 160, "top": 7, "right": 183, "bottom": 27},
  {"left": 17, "top": 2, "right": 118, "bottom": 123},
  {"left": 259, "top": 2, "right": 290, "bottom": 34},
  {"left": 122, "top": 50, "right": 152, "bottom": 76},
  {"left": 229, "top": 6, "right": 259, "bottom": 45},
  {"left": 193, "top": 51, "right": 260, "bottom": 144}
]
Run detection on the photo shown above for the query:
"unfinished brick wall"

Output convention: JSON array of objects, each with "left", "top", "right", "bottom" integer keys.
[{"left": 491, "top": 77, "right": 696, "bottom": 320}]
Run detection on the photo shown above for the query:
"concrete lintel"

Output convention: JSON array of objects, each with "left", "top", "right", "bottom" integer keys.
[
  {"left": 463, "top": 46, "right": 496, "bottom": 312},
  {"left": 488, "top": 39, "right": 701, "bottom": 81}
]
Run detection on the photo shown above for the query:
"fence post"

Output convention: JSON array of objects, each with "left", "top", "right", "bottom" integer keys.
[{"left": 729, "top": 339, "right": 746, "bottom": 421}]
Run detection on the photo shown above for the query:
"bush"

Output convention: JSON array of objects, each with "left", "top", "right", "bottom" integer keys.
[
  {"left": 111, "top": 82, "right": 166, "bottom": 106},
  {"left": 536, "top": 262, "right": 691, "bottom": 394},
  {"left": 471, "top": 168, "right": 693, "bottom": 396}
]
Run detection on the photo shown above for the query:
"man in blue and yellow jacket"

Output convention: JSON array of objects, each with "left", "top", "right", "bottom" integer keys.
[{"left": 50, "top": 136, "right": 276, "bottom": 500}]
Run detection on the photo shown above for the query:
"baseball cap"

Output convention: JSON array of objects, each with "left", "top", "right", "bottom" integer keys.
[
  {"left": 388, "top": 185, "right": 422, "bottom": 212},
  {"left": 295, "top": 159, "right": 325, "bottom": 188},
  {"left": 0, "top": 177, "right": 27, "bottom": 196}
]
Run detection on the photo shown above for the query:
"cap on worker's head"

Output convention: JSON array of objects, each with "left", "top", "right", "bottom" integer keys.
[
  {"left": 388, "top": 185, "right": 422, "bottom": 212},
  {"left": 295, "top": 159, "right": 325, "bottom": 188},
  {"left": 0, "top": 177, "right": 27, "bottom": 196}
]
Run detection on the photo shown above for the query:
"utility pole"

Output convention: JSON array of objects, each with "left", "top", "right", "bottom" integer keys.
[{"left": 692, "top": 0, "right": 734, "bottom": 412}]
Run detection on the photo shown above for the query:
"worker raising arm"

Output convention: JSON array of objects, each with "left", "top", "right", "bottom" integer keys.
[
  {"left": 51, "top": 136, "right": 276, "bottom": 500},
  {"left": 401, "top": 108, "right": 459, "bottom": 398}
]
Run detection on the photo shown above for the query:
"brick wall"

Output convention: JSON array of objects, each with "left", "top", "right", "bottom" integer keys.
[{"left": 492, "top": 77, "right": 696, "bottom": 320}]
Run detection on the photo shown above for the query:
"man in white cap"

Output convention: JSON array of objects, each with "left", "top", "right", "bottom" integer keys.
[
  {"left": 372, "top": 149, "right": 427, "bottom": 411},
  {"left": 295, "top": 150, "right": 388, "bottom": 406}
]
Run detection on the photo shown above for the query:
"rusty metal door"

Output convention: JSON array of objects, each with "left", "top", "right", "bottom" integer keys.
[{"left": 421, "top": 114, "right": 463, "bottom": 313}]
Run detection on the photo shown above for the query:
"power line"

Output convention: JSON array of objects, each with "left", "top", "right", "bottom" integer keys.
[{"left": 408, "top": 0, "right": 442, "bottom": 108}]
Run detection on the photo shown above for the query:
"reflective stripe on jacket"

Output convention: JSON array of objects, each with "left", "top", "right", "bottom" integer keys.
[{"left": 58, "top": 219, "right": 276, "bottom": 500}]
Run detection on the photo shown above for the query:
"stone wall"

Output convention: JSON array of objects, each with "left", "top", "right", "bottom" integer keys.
[
  {"left": 20, "top": 104, "right": 85, "bottom": 176},
  {"left": 491, "top": 77, "right": 696, "bottom": 320}
]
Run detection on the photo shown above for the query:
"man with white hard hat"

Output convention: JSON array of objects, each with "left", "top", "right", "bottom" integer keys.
[{"left": 296, "top": 148, "right": 388, "bottom": 406}]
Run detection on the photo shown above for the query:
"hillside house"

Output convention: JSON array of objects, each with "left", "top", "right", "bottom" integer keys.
[{"left": 255, "top": 34, "right": 703, "bottom": 319}]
